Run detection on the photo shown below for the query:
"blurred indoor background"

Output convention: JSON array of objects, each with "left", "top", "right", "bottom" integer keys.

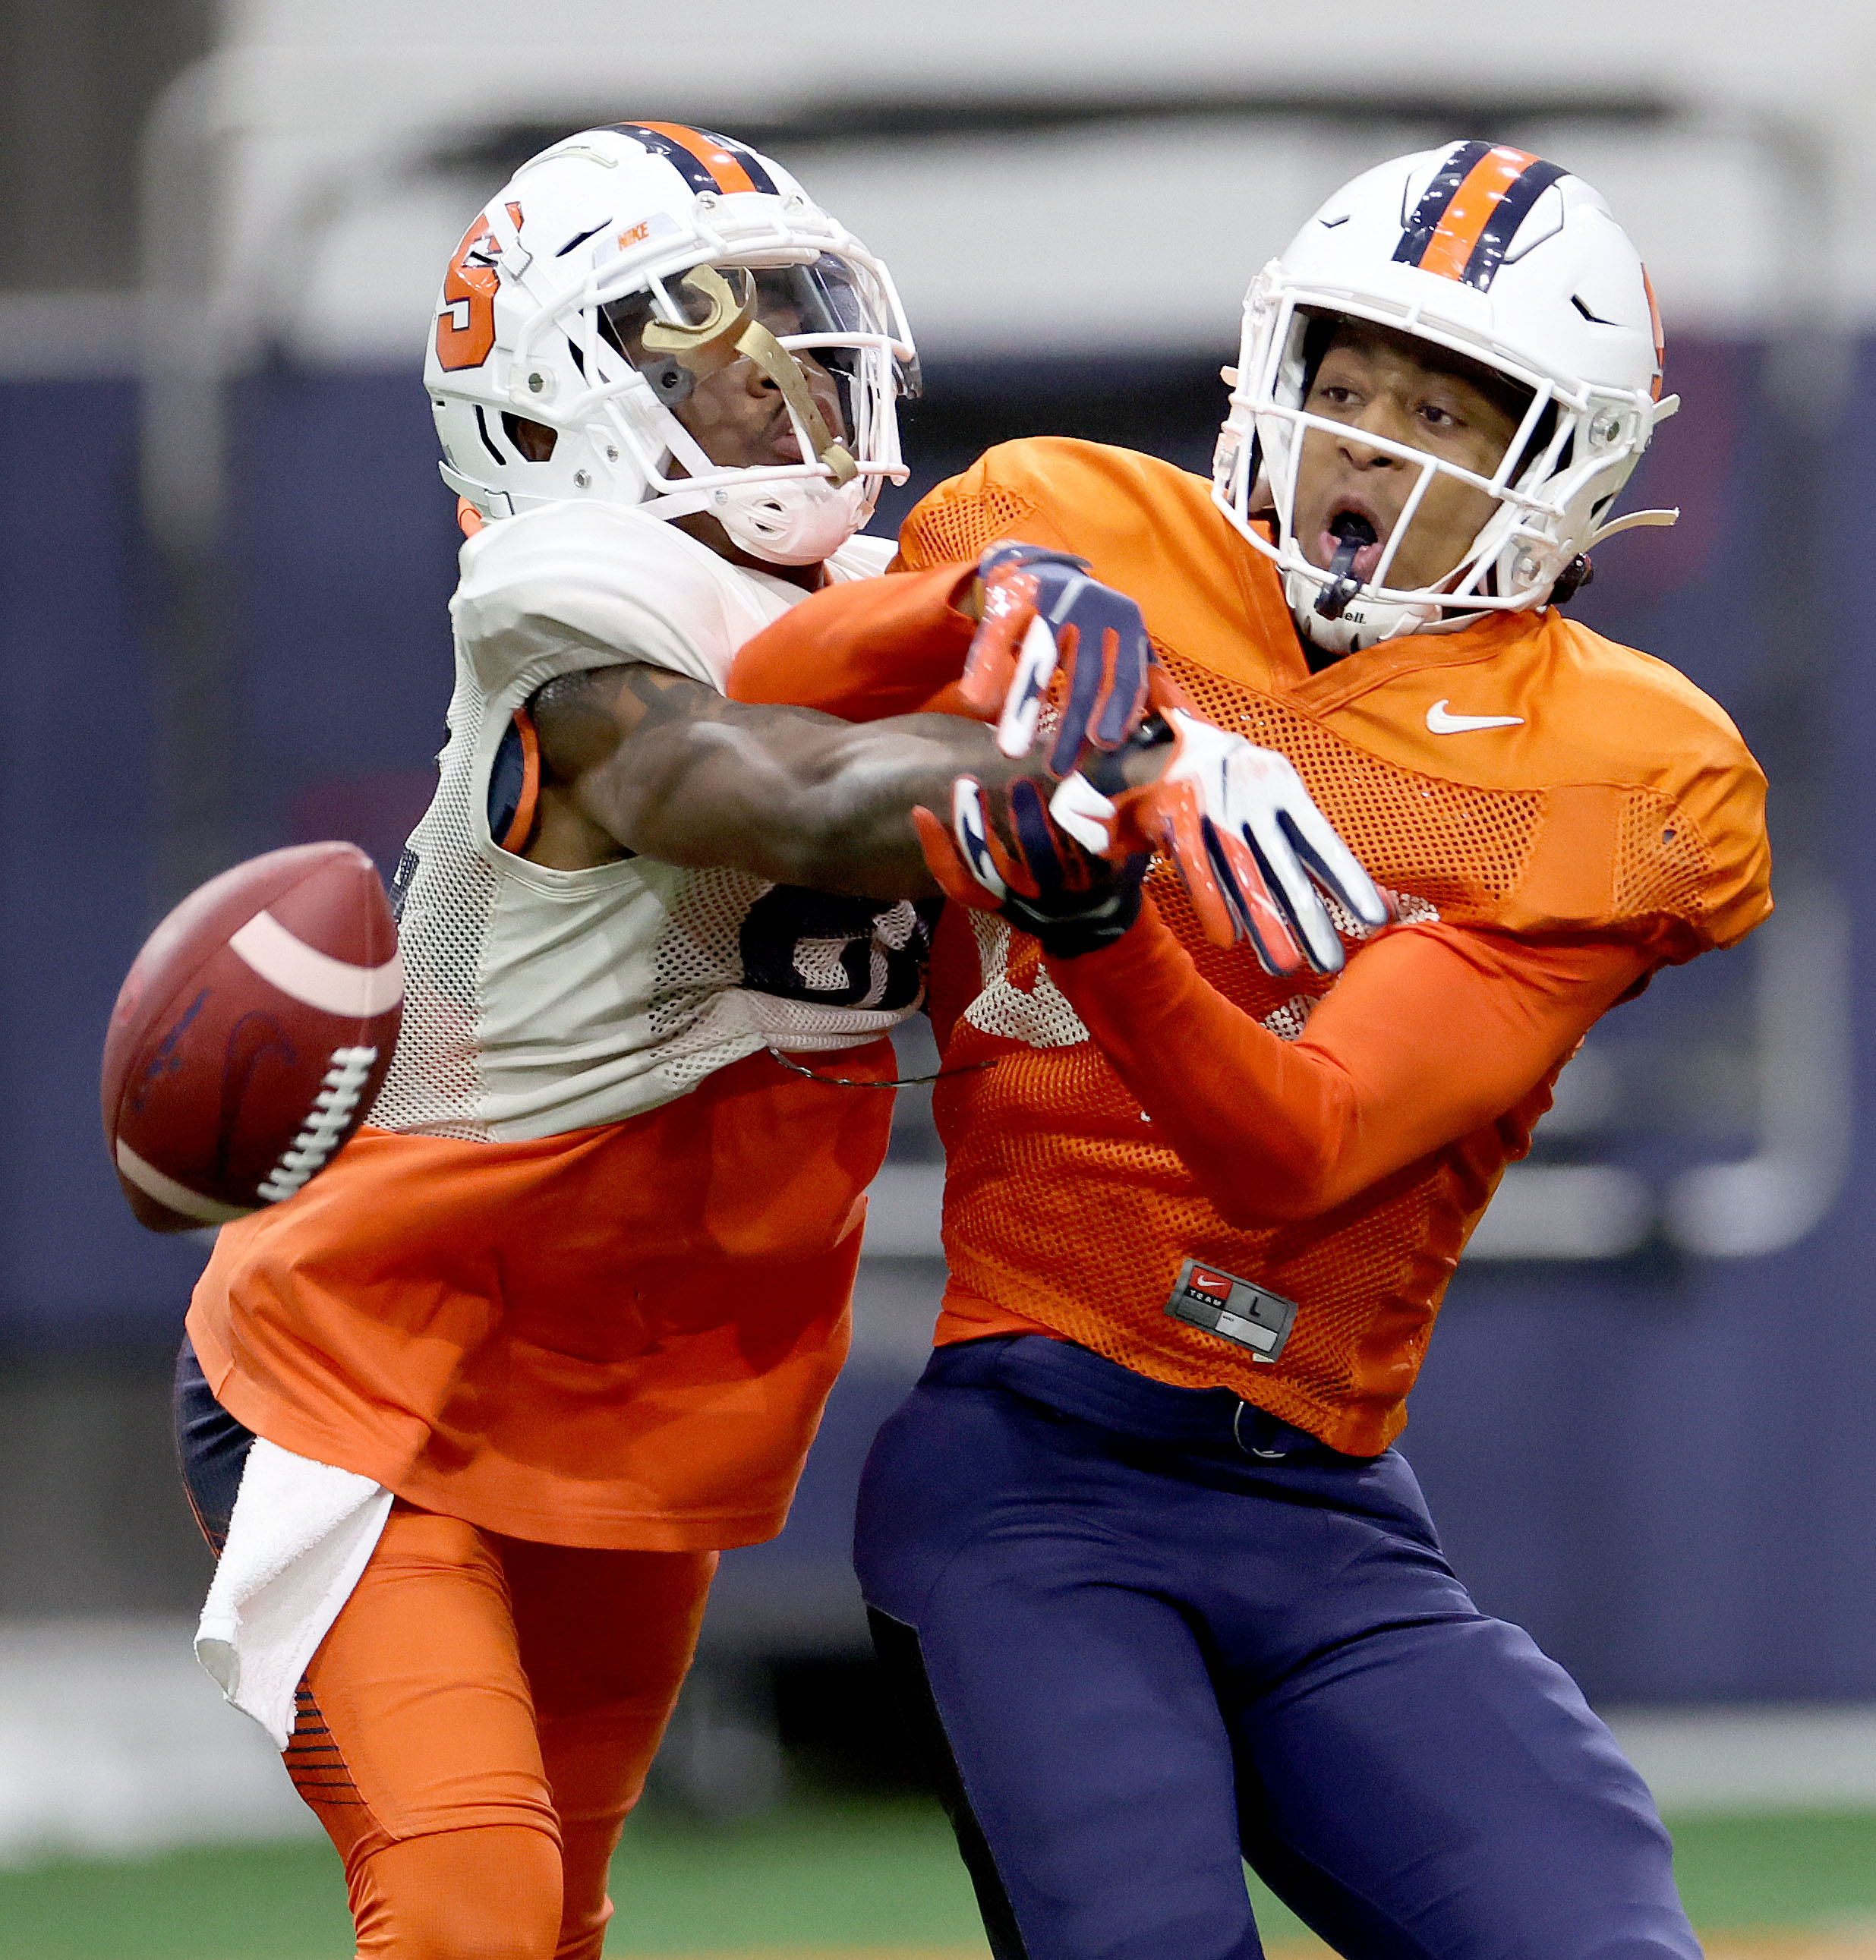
[{"left": 5, "top": 1, "right": 1876, "bottom": 1953}]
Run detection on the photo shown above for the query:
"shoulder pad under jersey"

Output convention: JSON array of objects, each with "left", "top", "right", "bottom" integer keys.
[{"left": 450, "top": 500, "right": 749, "bottom": 701}]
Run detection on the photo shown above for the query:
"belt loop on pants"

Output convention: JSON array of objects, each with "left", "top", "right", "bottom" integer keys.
[{"left": 1233, "top": 1401, "right": 1293, "bottom": 1461}]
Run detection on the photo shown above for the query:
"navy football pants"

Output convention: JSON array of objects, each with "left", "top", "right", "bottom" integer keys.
[{"left": 855, "top": 1337, "right": 1698, "bottom": 1960}]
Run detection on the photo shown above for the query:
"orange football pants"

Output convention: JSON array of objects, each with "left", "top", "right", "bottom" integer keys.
[{"left": 282, "top": 1499, "right": 715, "bottom": 1960}]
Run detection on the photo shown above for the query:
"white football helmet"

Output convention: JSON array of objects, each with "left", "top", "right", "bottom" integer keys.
[
  {"left": 1213, "top": 141, "right": 1679, "bottom": 653},
  {"left": 424, "top": 122, "right": 918, "bottom": 565}
]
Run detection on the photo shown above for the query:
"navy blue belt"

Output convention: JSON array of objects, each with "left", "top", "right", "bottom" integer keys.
[{"left": 917, "top": 1335, "right": 1357, "bottom": 1463}]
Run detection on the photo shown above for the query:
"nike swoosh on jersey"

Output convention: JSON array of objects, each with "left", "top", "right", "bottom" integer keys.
[{"left": 1426, "top": 698, "right": 1525, "bottom": 733}]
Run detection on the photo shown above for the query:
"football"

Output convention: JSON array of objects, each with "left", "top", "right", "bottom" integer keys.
[{"left": 101, "top": 843, "right": 403, "bottom": 1234}]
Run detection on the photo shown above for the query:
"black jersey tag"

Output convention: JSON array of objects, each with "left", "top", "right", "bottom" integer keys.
[{"left": 1164, "top": 1259, "right": 1297, "bottom": 1363}]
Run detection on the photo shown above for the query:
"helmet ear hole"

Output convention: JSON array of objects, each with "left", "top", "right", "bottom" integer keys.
[{"left": 501, "top": 414, "right": 558, "bottom": 462}]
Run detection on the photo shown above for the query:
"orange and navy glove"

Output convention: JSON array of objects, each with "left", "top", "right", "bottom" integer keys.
[
  {"left": 912, "top": 775, "right": 1149, "bottom": 960},
  {"left": 1116, "top": 710, "right": 1389, "bottom": 972},
  {"left": 1048, "top": 711, "right": 1391, "bottom": 975},
  {"left": 923, "top": 544, "right": 1181, "bottom": 779}
]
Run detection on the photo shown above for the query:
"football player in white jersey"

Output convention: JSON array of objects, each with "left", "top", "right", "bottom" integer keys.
[
  {"left": 170, "top": 122, "right": 1140, "bottom": 1960},
  {"left": 174, "top": 120, "right": 1373, "bottom": 1960}
]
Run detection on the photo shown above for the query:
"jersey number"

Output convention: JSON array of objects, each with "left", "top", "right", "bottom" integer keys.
[
  {"left": 435, "top": 216, "right": 499, "bottom": 372},
  {"left": 739, "top": 890, "right": 936, "bottom": 1013}
]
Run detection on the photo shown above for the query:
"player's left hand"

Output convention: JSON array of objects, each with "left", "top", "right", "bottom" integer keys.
[
  {"left": 926, "top": 544, "right": 1178, "bottom": 779},
  {"left": 1099, "top": 710, "right": 1389, "bottom": 973},
  {"left": 911, "top": 774, "right": 1149, "bottom": 960}
]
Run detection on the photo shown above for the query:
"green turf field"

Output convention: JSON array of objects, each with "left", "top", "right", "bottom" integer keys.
[{"left": 0, "top": 1801, "right": 1871, "bottom": 1958}]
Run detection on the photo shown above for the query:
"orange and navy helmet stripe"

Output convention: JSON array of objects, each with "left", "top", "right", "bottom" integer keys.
[
  {"left": 607, "top": 122, "right": 777, "bottom": 196},
  {"left": 1394, "top": 141, "right": 1568, "bottom": 291}
]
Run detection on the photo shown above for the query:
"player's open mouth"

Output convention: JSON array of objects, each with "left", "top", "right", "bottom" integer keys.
[
  {"left": 765, "top": 390, "right": 847, "bottom": 468},
  {"left": 771, "top": 422, "right": 840, "bottom": 468},
  {"left": 1312, "top": 503, "right": 1389, "bottom": 622},
  {"left": 1315, "top": 503, "right": 1386, "bottom": 583}
]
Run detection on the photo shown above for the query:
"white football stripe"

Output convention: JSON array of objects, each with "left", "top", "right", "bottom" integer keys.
[
  {"left": 228, "top": 909, "right": 403, "bottom": 1019},
  {"left": 115, "top": 1141, "right": 254, "bottom": 1224}
]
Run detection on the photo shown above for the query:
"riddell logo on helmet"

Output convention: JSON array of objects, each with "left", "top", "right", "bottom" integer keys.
[{"left": 1186, "top": 1266, "right": 1236, "bottom": 1304}]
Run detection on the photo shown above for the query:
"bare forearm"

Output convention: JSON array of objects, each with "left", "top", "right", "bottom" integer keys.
[
  {"left": 767, "top": 713, "right": 1025, "bottom": 896},
  {"left": 582, "top": 703, "right": 1032, "bottom": 897}
]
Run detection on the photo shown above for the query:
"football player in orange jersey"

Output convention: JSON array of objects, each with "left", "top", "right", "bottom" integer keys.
[
  {"left": 171, "top": 124, "right": 1368, "bottom": 1960},
  {"left": 729, "top": 143, "right": 1768, "bottom": 1958}
]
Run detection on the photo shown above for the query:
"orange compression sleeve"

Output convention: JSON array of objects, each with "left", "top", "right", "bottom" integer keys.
[
  {"left": 727, "top": 561, "right": 977, "bottom": 720},
  {"left": 1045, "top": 902, "right": 1652, "bottom": 1227}
]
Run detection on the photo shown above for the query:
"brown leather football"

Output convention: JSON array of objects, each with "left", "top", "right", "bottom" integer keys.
[{"left": 100, "top": 843, "right": 403, "bottom": 1233}]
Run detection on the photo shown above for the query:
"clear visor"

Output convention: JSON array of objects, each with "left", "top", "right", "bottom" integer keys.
[
  {"left": 601, "top": 257, "right": 919, "bottom": 399},
  {"left": 501, "top": 218, "right": 918, "bottom": 509}
]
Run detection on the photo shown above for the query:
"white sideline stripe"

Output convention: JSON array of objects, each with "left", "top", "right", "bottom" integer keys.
[
  {"left": 0, "top": 1625, "right": 1871, "bottom": 1865},
  {"left": 1605, "top": 1704, "right": 1876, "bottom": 1813},
  {"left": 228, "top": 909, "right": 403, "bottom": 1019},
  {"left": 115, "top": 1142, "right": 254, "bottom": 1224}
]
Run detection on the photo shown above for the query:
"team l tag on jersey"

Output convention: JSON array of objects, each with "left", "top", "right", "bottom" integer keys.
[{"left": 1164, "top": 1259, "right": 1297, "bottom": 1363}]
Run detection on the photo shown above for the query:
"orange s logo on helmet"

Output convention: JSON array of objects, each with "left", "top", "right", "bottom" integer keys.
[{"left": 436, "top": 215, "right": 500, "bottom": 372}]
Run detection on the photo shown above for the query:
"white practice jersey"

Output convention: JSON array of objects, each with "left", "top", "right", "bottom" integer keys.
[{"left": 370, "top": 503, "right": 925, "bottom": 1142}]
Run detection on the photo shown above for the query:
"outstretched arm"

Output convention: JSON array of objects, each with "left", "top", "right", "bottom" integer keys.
[
  {"left": 1048, "top": 901, "right": 1651, "bottom": 1226},
  {"left": 728, "top": 561, "right": 977, "bottom": 717},
  {"left": 535, "top": 550, "right": 1170, "bottom": 900},
  {"left": 522, "top": 660, "right": 1032, "bottom": 899}
]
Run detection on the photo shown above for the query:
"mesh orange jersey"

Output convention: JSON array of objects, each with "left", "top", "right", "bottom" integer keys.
[{"left": 730, "top": 438, "right": 1771, "bottom": 1454}]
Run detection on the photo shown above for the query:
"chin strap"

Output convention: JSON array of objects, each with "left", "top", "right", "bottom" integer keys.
[
  {"left": 641, "top": 266, "right": 857, "bottom": 485},
  {"left": 639, "top": 484, "right": 720, "bottom": 525}
]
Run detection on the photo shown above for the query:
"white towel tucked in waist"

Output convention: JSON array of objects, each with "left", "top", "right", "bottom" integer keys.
[{"left": 194, "top": 1438, "right": 394, "bottom": 1750}]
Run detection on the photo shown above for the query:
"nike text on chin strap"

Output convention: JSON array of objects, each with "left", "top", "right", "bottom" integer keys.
[{"left": 641, "top": 266, "right": 857, "bottom": 485}]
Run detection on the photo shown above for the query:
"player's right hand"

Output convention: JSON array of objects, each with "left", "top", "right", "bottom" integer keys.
[
  {"left": 925, "top": 544, "right": 1171, "bottom": 779},
  {"left": 912, "top": 774, "right": 1149, "bottom": 960},
  {"left": 1111, "top": 710, "right": 1391, "bottom": 974}
]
